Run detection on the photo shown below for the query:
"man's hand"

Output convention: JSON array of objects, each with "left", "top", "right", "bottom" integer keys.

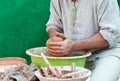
[
  {"left": 47, "top": 39, "right": 75, "bottom": 57},
  {"left": 46, "top": 33, "right": 75, "bottom": 57}
]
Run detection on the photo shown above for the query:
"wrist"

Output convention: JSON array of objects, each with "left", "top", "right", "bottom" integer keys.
[
  {"left": 72, "top": 40, "right": 85, "bottom": 51},
  {"left": 48, "top": 28, "right": 58, "bottom": 38},
  {"left": 72, "top": 41, "right": 78, "bottom": 51}
]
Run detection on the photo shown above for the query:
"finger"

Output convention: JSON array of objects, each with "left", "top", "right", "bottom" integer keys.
[
  {"left": 48, "top": 48, "right": 61, "bottom": 54},
  {"left": 49, "top": 51, "right": 68, "bottom": 57},
  {"left": 49, "top": 51, "right": 66, "bottom": 56},
  {"left": 48, "top": 48, "right": 64, "bottom": 54},
  {"left": 49, "top": 46, "right": 61, "bottom": 50},
  {"left": 47, "top": 42, "right": 62, "bottom": 46},
  {"left": 50, "top": 53, "right": 63, "bottom": 57},
  {"left": 51, "top": 36, "right": 63, "bottom": 42},
  {"left": 46, "top": 39, "right": 51, "bottom": 43},
  {"left": 47, "top": 45, "right": 60, "bottom": 49},
  {"left": 46, "top": 39, "right": 52, "bottom": 45},
  {"left": 49, "top": 52, "right": 62, "bottom": 56},
  {"left": 56, "top": 32, "right": 68, "bottom": 39},
  {"left": 48, "top": 48, "right": 68, "bottom": 56}
]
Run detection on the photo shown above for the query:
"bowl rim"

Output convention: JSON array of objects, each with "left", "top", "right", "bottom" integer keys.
[
  {"left": 26, "top": 47, "right": 92, "bottom": 59},
  {"left": 35, "top": 66, "right": 91, "bottom": 80},
  {"left": 0, "top": 57, "right": 27, "bottom": 64}
]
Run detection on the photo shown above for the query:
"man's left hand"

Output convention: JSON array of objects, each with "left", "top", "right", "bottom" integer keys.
[{"left": 47, "top": 38, "right": 75, "bottom": 57}]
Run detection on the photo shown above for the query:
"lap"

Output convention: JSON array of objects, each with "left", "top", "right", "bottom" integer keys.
[{"left": 86, "top": 55, "right": 120, "bottom": 81}]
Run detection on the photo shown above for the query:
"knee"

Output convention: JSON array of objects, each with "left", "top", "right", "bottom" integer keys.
[{"left": 89, "top": 56, "right": 120, "bottom": 81}]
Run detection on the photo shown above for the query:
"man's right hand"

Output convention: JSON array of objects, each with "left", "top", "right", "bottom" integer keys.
[{"left": 46, "top": 32, "right": 68, "bottom": 56}]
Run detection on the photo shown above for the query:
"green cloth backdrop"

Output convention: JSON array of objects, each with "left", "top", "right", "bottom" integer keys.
[
  {"left": 0, "top": 0, "right": 119, "bottom": 64},
  {"left": 0, "top": 0, "right": 50, "bottom": 64},
  {"left": 118, "top": 0, "right": 120, "bottom": 7}
]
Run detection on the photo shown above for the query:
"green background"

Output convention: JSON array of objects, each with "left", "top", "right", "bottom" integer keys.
[
  {"left": 0, "top": 0, "right": 50, "bottom": 64},
  {"left": 0, "top": 0, "right": 119, "bottom": 64},
  {"left": 118, "top": 0, "right": 120, "bottom": 7}
]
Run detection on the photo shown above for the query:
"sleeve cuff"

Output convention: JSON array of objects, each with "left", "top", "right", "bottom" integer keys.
[
  {"left": 46, "top": 25, "right": 62, "bottom": 32},
  {"left": 99, "top": 29, "right": 117, "bottom": 48}
]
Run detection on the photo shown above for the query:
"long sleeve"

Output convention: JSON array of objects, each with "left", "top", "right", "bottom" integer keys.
[
  {"left": 46, "top": 0, "right": 63, "bottom": 32},
  {"left": 97, "top": 0, "right": 120, "bottom": 47}
]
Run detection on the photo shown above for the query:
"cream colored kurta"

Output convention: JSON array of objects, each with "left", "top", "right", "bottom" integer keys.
[{"left": 46, "top": 0, "right": 120, "bottom": 57}]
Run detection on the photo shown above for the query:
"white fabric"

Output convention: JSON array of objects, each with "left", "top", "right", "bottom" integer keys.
[
  {"left": 46, "top": 0, "right": 120, "bottom": 58},
  {"left": 46, "top": 0, "right": 120, "bottom": 81},
  {"left": 89, "top": 55, "right": 120, "bottom": 81},
  {"left": 46, "top": 0, "right": 120, "bottom": 48}
]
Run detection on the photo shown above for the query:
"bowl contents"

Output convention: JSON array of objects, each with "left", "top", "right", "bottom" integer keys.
[
  {"left": 35, "top": 65, "right": 90, "bottom": 79},
  {"left": 0, "top": 57, "right": 26, "bottom": 77},
  {"left": 34, "top": 53, "right": 91, "bottom": 81},
  {"left": 26, "top": 47, "right": 91, "bottom": 57},
  {"left": 26, "top": 47, "right": 91, "bottom": 67},
  {"left": 1, "top": 64, "right": 39, "bottom": 81}
]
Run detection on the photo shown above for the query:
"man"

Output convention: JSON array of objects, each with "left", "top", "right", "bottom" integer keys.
[{"left": 46, "top": 0, "right": 120, "bottom": 81}]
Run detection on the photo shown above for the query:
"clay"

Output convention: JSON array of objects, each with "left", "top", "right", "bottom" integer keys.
[
  {"left": 48, "top": 37, "right": 64, "bottom": 57},
  {"left": 51, "top": 37, "right": 64, "bottom": 42},
  {"left": 0, "top": 57, "right": 26, "bottom": 77},
  {"left": 39, "top": 53, "right": 91, "bottom": 80},
  {"left": 35, "top": 66, "right": 91, "bottom": 81}
]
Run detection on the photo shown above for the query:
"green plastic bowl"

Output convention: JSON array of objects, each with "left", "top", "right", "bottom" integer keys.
[{"left": 26, "top": 47, "right": 91, "bottom": 67}]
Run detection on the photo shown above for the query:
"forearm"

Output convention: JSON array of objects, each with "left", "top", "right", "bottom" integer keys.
[
  {"left": 73, "top": 33, "right": 109, "bottom": 51},
  {"left": 48, "top": 28, "right": 59, "bottom": 38}
]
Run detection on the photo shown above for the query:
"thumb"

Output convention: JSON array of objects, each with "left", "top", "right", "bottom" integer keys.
[{"left": 56, "top": 32, "right": 68, "bottom": 39}]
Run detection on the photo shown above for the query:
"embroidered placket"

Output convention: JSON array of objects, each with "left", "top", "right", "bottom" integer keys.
[{"left": 71, "top": 3, "right": 76, "bottom": 34}]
